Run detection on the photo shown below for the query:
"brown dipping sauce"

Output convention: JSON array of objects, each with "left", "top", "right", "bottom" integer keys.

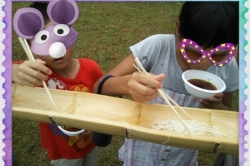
[
  {"left": 63, "top": 126, "right": 82, "bottom": 132},
  {"left": 188, "top": 79, "right": 217, "bottom": 90}
]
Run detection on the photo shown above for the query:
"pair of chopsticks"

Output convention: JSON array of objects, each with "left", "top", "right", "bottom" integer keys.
[
  {"left": 18, "top": 37, "right": 59, "bottom": 113},
  {"left": 133, "top": 57, "right": 193, "bottom": 134}
]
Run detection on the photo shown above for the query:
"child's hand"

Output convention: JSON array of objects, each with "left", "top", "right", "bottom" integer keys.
[
  {"left": 78, "top": 130, "right": 91, "bottom": 137},
  {"left": 127, "top": 72, "right": 165, "bottom": 102},
  {"left": 199, "top": 93, "right": 223, "bottom": 109},
  {"left": 13, "top": 59, "right": 52, "bottom": 87}
]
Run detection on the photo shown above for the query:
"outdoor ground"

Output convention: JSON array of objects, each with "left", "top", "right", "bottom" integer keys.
[{"left": 12, "top": 2, "right": 239, "bottom": 166}]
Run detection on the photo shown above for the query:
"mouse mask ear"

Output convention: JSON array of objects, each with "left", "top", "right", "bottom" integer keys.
[
  {"left": 47, "top": 0, "right": 79, "bottom": 25},
  {"left": 13, "top": 7, "right": 44, "bottom": 39}
]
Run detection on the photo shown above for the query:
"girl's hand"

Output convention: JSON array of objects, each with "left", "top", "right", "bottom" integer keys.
[
  {"left": 13, "top": 59, "right": 52, "bottom": 87},
  {"left": 199, "top": 93, "right": 223, "bottom": 109},
  {"left": 127, "top": 72, "right": 165, "bottom": 102}
]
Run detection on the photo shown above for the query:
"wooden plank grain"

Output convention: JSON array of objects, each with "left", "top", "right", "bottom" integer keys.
[{"left": 12, "top": 84, "right": 238, "bottom": 155}]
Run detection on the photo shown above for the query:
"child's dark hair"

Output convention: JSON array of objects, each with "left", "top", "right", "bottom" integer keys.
[
  {"left": 178, "top": 2, "right": 239, "bottom": 48},
  {"left": 29, "top": 2, "right": 50, "bottom": 24}
]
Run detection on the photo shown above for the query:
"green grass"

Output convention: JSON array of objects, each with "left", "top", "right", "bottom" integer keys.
[{"left": 12, "top": 2, "right": 239, "bottom": 166}]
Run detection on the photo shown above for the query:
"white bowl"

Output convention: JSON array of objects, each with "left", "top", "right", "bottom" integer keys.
[
  {"left": 58, "top": 126, "right": 85, "bottom": 137},
  {"left": 182, "top": 70, "right": 226, "bottom": 99}
]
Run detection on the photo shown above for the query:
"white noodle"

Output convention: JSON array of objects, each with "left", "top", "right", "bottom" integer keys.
[{"left": 149, "top": 119, "right": 234, "bottom": 137}]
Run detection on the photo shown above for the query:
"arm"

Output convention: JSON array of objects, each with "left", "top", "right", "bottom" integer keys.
[
  {"left": 12, "top": 59, "right": 52, "bottom": 87},
  {"left": 94, "top": 54, "right": 136, "bottom": 96},
  {"left": 94, "top": 54, "right": 165, "bottom": 101}
]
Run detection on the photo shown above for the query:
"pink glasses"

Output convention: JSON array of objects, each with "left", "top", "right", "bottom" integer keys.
[{"left": 180, "top": 38, "right": 236, "bottom": 67}]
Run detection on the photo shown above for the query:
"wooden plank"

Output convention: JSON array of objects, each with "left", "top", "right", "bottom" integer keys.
[{"left": 12, "top": 84, "right": 238, "bottom": 155}]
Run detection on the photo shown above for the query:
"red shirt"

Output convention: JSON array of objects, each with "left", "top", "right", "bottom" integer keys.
[{"left": 14, "top": 58, "right": 103, "bottom": 160}]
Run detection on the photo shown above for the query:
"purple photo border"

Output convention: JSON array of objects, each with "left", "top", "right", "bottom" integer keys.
[
  {"left": 3, "top": 0, "right": 11, "bottom": 166},
  {"left": 4, "top": 0, "right": 248, "bottom": 166}
]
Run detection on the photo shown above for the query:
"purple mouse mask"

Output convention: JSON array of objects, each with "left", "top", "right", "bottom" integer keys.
[{"left": 13, "top": 0, "right": 79, "bottom": 59}]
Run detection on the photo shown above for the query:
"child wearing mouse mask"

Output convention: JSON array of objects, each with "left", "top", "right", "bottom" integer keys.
[{"left": 12, "top": 1, "right": 103, "bottom": 166}]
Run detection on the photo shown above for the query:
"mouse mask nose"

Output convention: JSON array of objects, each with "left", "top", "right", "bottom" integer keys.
[
  {"left": 30, "top": 26, "right": 78, "bottom": 58},
  {"left": 49, "top": 42, "right": 66, "bottom": 58}
]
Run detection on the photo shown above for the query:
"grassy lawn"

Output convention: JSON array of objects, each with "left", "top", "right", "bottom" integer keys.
[{"left": 12, "top": 2, "right": 239, "bottom": 166}]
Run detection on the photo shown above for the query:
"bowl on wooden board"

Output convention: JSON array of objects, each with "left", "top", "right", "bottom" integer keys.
[{"left": 58, "top": 126, "right": 85, "bottom": 137}]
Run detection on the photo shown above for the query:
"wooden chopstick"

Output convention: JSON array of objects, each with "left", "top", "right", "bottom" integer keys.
[
  {"left": 18, "top": 37, "right": 34, "bottom": 61},
  {"left": 18, "top": 37, "right": 60, "bottom": 113},
  {"left": 134, "top": 63, "right": 192, "bottom": 120},
  {"left": 160, "top": 91, "right": 192, "bottom": 120},
  {"left": 133, "top": 62, "right": 191, "bottom": 118},
  {"left": 134, "top": 58, "right": 192, "bottom": 134},
  {"left": 134, "top": 62, "right": 191, "bottom": 118}
]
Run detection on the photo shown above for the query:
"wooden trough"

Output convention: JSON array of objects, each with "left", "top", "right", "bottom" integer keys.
[{"left": 12, "top": 84, "right": 238, "bottom": 155}]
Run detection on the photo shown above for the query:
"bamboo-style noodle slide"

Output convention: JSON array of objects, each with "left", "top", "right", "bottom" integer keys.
[
  {"left": 13, "top": 40, "right": 238, "bottom": 155},
  {"left": 133, "top": 58, "right": 237, "bottom": 137},
  {"left": 12, "top": 83, "right": 238, "bottom": 155}
]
